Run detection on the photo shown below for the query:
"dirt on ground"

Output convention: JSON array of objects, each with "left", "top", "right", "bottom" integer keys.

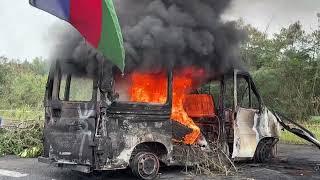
[{"left": 236, "top": 144, "right": 320, "bottom": 180}]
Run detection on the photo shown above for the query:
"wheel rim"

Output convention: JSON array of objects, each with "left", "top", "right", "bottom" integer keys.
[
  {"left": 260, "top": 143, "right": 272, "bottom": 162},
  {"left": 137, "top": 154, "right": 158, "bottom": 178},
  {"left": 264, "top": 146, "right": 272, "bottom": 160}
]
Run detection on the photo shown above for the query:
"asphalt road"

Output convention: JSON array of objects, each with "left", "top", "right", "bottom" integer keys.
[{"left": 0, "top": 144, "right": 319, "bottom": 180}]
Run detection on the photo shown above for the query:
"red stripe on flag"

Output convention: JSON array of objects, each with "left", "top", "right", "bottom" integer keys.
[{"left": 70, "top": 0, "right": 102, "bottom": 48}]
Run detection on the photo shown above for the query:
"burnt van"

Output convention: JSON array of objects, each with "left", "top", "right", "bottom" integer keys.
[{"left": 39, "top": 59, "right": 320, "bottom": 179}]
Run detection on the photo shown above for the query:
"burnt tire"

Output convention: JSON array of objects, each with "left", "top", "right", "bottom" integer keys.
[
  {"left": 254, "top": 139, "right": 275, "bottom": 163},
  {"left": 130, "top": 152, "right": 160, "bottom": 180}
]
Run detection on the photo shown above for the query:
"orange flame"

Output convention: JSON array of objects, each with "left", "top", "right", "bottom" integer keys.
[{"left": 129, "top": 68, "right": 204, "bottom": 144}]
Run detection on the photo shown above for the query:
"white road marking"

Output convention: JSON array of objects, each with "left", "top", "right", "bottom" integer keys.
[{"left": 0, "top": 169, "right": 28, "bottom": 178}]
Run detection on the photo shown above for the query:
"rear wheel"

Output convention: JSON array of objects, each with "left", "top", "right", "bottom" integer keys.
[{"left": 130, "top": 152, "right": 160, "bottom": 180}]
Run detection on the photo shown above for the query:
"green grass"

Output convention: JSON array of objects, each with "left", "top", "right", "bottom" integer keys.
[
  {"left": 0, "top": 107, "right": 44, "bottom": 158},
  {"left": 280, "top": 123, "right": 320, "bottom": 145},
  {"left": 0, "top": 119, "right": 43, "bottom": 158},
  {"left": 0, "top": 107, "right": 43, "bottom": 122},
  {"left": 310, "top": 116, "right": 320, "bottom": 124}
]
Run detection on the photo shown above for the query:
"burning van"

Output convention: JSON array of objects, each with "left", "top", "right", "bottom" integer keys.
[{"left": 39, "top": 59, "right": 320, "bottom": 179}]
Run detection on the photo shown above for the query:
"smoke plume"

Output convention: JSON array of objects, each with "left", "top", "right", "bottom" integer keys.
[
  {"left": 50, "top": 0, "right": 246, "bottom": 75},
  {"left": 115, "top": 0, "right": 246, "bottom": 74},
  {"left": 48, "top": 24, "right": 101, "bottom": 76}
]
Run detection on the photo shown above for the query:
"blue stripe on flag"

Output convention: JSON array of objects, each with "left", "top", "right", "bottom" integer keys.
[{"left": 29, "top": 0, "right": 70, "bottom": 21}]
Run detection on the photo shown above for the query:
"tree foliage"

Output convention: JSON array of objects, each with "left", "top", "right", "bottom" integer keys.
[
  {"left": 0, "top": 57, "right": 48, "bottom": 110},
  {"left": 241, "top": 22, "right": 320, "bottom": 120}
]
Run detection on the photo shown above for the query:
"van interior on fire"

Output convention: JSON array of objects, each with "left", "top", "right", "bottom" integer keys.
[{"left": 39, "top": 59, "right": 320, "bottom": 180}]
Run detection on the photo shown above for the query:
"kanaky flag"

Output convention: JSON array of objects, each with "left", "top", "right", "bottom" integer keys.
[{"left": 29, "top": 0, "right": 125, "bottom": 72}]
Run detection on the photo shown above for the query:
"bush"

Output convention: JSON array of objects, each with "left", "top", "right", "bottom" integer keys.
[
  {"left": 252, "top": 61, "right": 317, "bottom": 120},
  {"left": 0, "top": 120, "right": 43, "bottom": 158},
  {"left": 243, "top": 22, "right": 320, "bottom": 121},
  {"left": 0, "top": 108, "right": 43, "bottom": 121},
  {"left": 0, "top": 57, "right": 47, "bottom": 110}
]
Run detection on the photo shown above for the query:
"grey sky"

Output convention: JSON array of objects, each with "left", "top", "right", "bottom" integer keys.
[
  {"left": 224, "top": 0, "right": 320, "bottom": 34},
  {"left": 0, "top": 0, "right": 319, "bottom": 60}
]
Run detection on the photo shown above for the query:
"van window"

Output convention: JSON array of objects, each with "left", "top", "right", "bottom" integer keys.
[
  {"left": 237, "top": 77, "right": 250, "bottom": 108},
  {"left": 224, "top": 78, "right": 234, "bottom": 109},
  {"left": 115, "top": 72, "right": 168, "bottom": 104},
  {"left": 59, "top": 75, "right": 93, "bottom": 101},
  {"left": 59, "top": 75, "right": 67, "bottom": 101},
  {"left": 251, "top": 89, "right": 260, "bottom": 109},
  {"left": 197, "top": 82, "right": 220, "bottom": 109}
]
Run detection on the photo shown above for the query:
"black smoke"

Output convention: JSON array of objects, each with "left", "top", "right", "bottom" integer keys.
[
  {"left": 115, "top": 0, "right": 246, "bottom": 74},
  {"left": 50, "top": 0, "right": 246, "bottom": 76},
  {"left": 47, "top": 24, "right": 101, "bottom": 77}
]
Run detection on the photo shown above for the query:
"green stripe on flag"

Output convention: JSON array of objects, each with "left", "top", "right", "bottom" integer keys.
[{"left": 98, "top": 0, "right": 125, "bottom": 72}]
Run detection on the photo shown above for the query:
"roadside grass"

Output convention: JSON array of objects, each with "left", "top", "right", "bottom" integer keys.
[
  {"left": 280, "top": 117, "right": 320, "bottom": 145},
  {"left": 0, "top": 108, "right": 44, "bottom": 158},
  {"left": 0, "top": 108, "right": 43, "bottom": 121},
  {"left": 310, "top": 116, "right": 320, "bottom": 124}
]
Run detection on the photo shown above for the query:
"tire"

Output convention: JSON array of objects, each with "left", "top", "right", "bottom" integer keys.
[
  {"left": 130, "top": 152, "right": 160, "bottom": 180},
  {"left": 254, "top": 139, "right": 274, "bottom": 163}
]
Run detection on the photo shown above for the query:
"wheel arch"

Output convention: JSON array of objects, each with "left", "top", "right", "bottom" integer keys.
[{"left": 130, "top": 141, "right": 169, "bottom": 164}]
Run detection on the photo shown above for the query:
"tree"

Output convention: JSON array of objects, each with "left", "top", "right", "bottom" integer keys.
[
  {"left": 0, "top": 57, "right": 47, "bottom": 109},
  {"left": 242, "top": 22, "right": 320, "bottom": 120}
]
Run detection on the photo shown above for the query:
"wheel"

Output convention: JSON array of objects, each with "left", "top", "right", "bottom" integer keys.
[
  {"left": 254, "top": 139, "right": 274, "bottom": 163},
  {"left": 130, "top": 152, "right": 160, "bottom": 180}
]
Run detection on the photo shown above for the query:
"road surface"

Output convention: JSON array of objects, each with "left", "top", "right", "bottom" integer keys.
[{"left": 0, "top": 144, "right": 319, "bottom": 180}]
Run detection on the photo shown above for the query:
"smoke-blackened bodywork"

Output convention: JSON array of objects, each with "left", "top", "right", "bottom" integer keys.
[
  {"left": 41, "top": 59, "right": 175, "bottom": 173},
  {"left": 93, "top": 70, "right": 174, "bottom": 170},
  {"left": 40, "top": 60, "right": 98, "bottom": 172}
]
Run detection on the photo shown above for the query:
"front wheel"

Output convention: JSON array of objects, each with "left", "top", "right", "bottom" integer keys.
[
  {"left": 130, "top": 152, "right": 160, "bottom": 180},
  {"left": 254, "top": 138, "right": 276, "bottom": 163}
]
